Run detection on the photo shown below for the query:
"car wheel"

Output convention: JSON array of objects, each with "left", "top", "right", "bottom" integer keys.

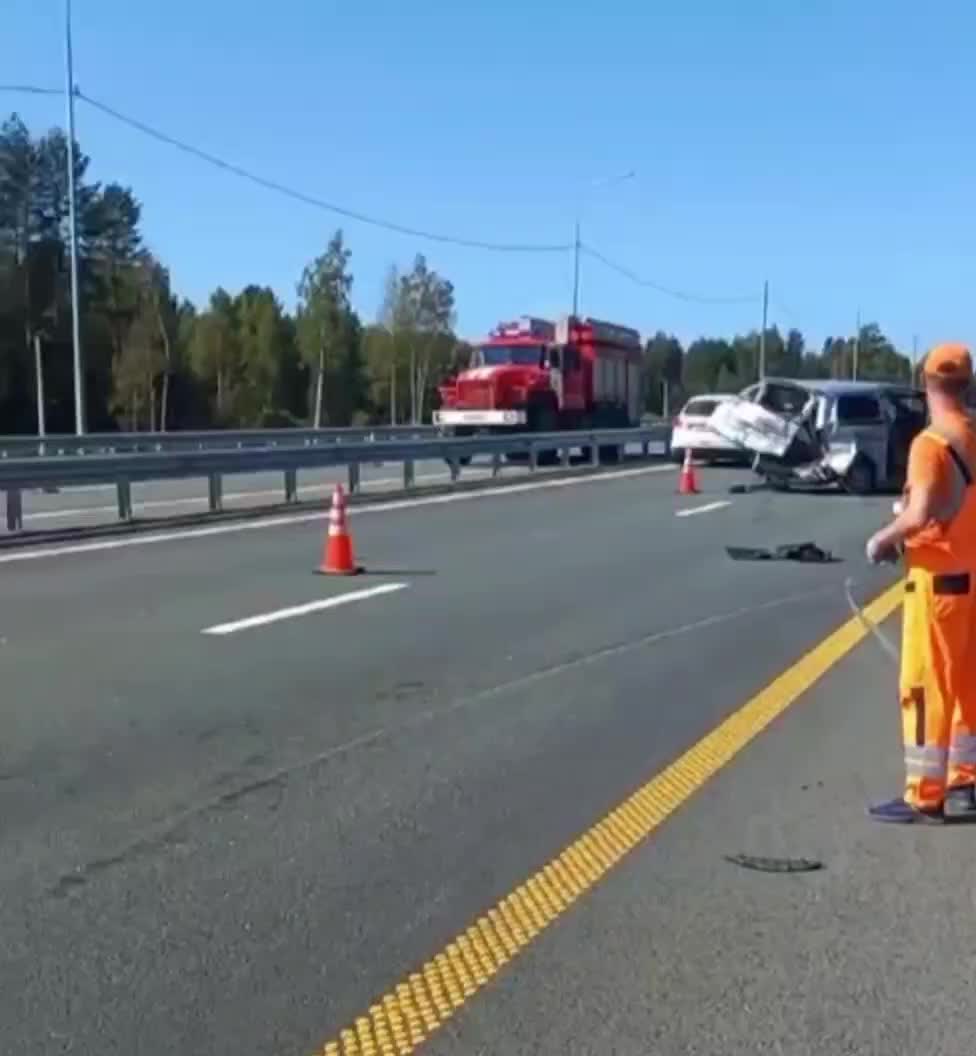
[{"left": 844, "top": 456, "right": 877, "bottom": 495}]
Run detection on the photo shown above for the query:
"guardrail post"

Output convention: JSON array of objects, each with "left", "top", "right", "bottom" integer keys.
[
  {"left": 491, "top": 452, "right": 502, "bottom": 478},
  {"left": 347, "top": 463, "right": 361, "bottom": 494},
  {"left": 403, "top": 460, "right": 415, "bottom": 489},
  {"left": 116, "top": 479, "right": 133, "bottom": 521},
  {"left": 284, "top": 468, "right": 298, "bottom": 504},
  {"left": 208, "top": 472, "right": 223, "bottom": 513},
  {"left": 590, "top": 437, "right": 599, "bottom": 467},
  {"left": 528, "top": 444, "right": 538, "bottom": 472},
  {"left": 560, "top": 443, "right": 571, "bottom": 467},
  {"left": 4, "top": 488, "right": 23, "bottom": 533},
  {"left": 641, "top": 437, "right": 650, "bottom": 457},
  {"left": 447, "top": 458, "right": 461, "bottom": 483}
]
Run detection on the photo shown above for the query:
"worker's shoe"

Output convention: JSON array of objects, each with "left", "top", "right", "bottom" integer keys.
[
  {"left": 945, "top": 784, "right": 976, "bottom": 822},
  {"left": 867, "top": 796, "right": 944, "bottom": 824}
]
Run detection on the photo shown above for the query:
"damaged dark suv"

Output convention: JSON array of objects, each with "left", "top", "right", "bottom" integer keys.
[{"left": 708, "top": 378, "right": 928, "bottom": 494}]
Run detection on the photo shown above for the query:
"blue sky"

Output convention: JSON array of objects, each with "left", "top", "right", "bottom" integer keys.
[{"left": 5, "top": 1, "right": 974, "bottom": 356}]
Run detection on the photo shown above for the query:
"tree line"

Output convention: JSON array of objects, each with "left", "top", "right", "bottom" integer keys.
[
  {"left": 1, "top": 112, "right": 916, "bottom": 435},
  {"left": 0, "top": 113, "right": 466, "bottom": 434},
  {"left": 642, "top": 324, "right": 915, "bottom": 417}
]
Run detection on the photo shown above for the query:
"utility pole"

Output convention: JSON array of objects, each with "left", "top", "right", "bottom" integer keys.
[
  {"left": 65, "top": 0, "right": 85, "bottom": 434},
  {"left": 758, "top": 279, "right": 768, "bottom": 380},
  {"left": 571, "top": 218, "right": 581, "bottom": 318},
  {"left": 409, "top": 345, "right": 417, "bottom": 424},
  {"left": 853, "top": 308, "right": 861, "bottom": 380},
  {"left": 34, "top": 334, "right": 47, "bottom": 441}
]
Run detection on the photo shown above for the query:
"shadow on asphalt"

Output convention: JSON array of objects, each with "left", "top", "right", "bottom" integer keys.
[{"left": 357, "top": 568, "right": 438, "bottom": 577}]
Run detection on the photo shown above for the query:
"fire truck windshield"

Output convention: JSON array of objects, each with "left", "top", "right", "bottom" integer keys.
[{"left": 476, "top": 344, "right": 543, "bottom": 367}]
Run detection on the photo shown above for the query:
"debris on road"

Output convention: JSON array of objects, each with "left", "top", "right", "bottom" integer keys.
[
  {"left": 725, "top": 542, "right": 836, "bottom": 563},
  {"left": 723, "top": 853, "right": 823, "bottom": 873}
]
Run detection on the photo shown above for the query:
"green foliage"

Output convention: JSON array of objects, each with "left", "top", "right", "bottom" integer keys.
[
  {"left": 642, "top": 331, "right": 684, "bottom": 413},
  {"left": 644, "top": 320, "right": 913, "bottom": 409},
  {"left": 378, "top": 254, "right": 456, "bottom": 424},
  {"left": 296, "top": 230, "right": 355, "bottom": 426}
]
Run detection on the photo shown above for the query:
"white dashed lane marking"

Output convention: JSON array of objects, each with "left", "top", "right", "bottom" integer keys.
[{"left": 675, "top": 501, "right": 732, "bottom": 518}]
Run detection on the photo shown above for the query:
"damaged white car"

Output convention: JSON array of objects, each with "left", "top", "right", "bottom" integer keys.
[{"left": 706, "top": 378, "right": 927, "bottom": 494}]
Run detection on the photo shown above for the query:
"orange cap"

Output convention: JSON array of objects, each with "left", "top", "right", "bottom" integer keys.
[{"left": 924, "top": 342, "right": 972, "bottom": 381}]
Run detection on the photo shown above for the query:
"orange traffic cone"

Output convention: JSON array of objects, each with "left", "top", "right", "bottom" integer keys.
[
  {"left": 317, "top": 483, "right": 362, "bottom": 575},
  {"left": 678, "top": 448, "right": 699, "bottom": 495}
]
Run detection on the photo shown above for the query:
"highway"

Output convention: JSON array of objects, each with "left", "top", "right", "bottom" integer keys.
[{"left": 3, "top": 462, "right": 963, "bottom": 1055}]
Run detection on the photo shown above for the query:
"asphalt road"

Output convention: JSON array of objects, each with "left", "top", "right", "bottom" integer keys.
[{"left": 1, "top": 464, "right": 913, "bottom": 1055}]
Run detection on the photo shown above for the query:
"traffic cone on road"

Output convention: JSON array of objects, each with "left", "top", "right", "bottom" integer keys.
[
  {"left": 316, "top": 484, "right": 362, "bottom": 575},
  {"left": 678, "top": 448, "right": 700, "bottom": 495}
]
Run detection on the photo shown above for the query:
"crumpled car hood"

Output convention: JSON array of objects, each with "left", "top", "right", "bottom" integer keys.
[
  {"left": 706, "top": 394, "right": 856, "bottom": 486},
  {"left": 707, "top": 397, "right": 800, "bottom": 458}
]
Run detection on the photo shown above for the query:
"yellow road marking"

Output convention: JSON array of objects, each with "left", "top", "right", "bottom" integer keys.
[{"left": 314, "top": 581, "right": 904, "bottom": 1056}]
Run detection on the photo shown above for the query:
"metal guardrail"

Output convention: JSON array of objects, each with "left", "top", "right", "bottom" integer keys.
[
  {"left": 0, "top": 425, "right": 438, "bottom": 459},
  {"left": 0, "top": 426, "right": 671, "bottom": 533}
]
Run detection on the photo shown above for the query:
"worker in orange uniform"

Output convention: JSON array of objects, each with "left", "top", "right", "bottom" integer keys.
[{"left": 866, "top": 342, "right": 976, "bottom": 823}]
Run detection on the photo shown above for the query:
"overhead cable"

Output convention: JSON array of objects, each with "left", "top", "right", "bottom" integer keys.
[
  {"left": 0, "top": 85, "right": 62, "bottom": 97},
  {"left": 580, "top": 243, "right": 758, "bottom": 305},
  {"left": 77, "top": 90, "right": 574, "bottom": 253}
]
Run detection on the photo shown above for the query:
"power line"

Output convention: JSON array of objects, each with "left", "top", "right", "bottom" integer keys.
[
  {"left": 2, "top": 83, "right": 761, "bottom": 304},
  {"left": 1, "top": 83, "right": 573, "bottom": 252},
  {"left": 580, "top": 243, "right": 757, "bottom": 305},
  {"left": 81, "top": 90, "right": 575, "bottom": 254},
  {"left": 0, "top": 84, "right": 63, "bottom": 98},
  {"left": 770, "top": 296, "right": 801, "bottom": 323}
]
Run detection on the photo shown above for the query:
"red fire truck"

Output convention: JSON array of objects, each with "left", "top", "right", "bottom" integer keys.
[{"left": 433, "top": 314, "right": 643, "bottom": 459}]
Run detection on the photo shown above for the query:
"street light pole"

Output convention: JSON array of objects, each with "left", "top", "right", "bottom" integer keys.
[
  {"left": 853, "top": 307, "right": 861, "bottom": 380},
  {"left": 65, "top": 0, "right": 85, "bottom": 434},
  {"left": 34, "top": 333, "right": 47, "bottom": 441}
]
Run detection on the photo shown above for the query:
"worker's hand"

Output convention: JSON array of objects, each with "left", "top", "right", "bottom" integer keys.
[{"left": 866, "top": 532, "right": 899, "bottom": 565}]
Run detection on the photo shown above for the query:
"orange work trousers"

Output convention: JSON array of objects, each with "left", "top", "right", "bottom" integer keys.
[{"left": 900, "top": 566, "right": 976, "bottom": 809}]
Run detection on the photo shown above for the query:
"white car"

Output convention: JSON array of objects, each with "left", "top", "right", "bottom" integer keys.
[{"left": 670, "top": 394, "right": 749, "bottom": 464}]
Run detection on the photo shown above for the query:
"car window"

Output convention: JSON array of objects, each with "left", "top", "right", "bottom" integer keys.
[
  {"left": 760, "top": 383, "right": 809, "bottom": 415},
  {"left": 889, "top": 392, "right": 926, "bottom": 420},
  {"left": 836, "top": 393, "right": 883, "bottom": 424},
  {"left": 684, "top": 398, "right": 719, "bottom": 417}
]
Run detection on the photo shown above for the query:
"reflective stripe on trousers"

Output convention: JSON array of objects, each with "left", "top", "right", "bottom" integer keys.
[
  {"left": 904, "top": 744, "right": 948, "bottom": 778},
  {"left": 948, "top": 732, "right": 976, "bottom": 767}
]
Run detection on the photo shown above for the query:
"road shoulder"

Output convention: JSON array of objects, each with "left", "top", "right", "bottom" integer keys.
[{"left": 423, "top": 610, "right": 976, "bottom": 1056}]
